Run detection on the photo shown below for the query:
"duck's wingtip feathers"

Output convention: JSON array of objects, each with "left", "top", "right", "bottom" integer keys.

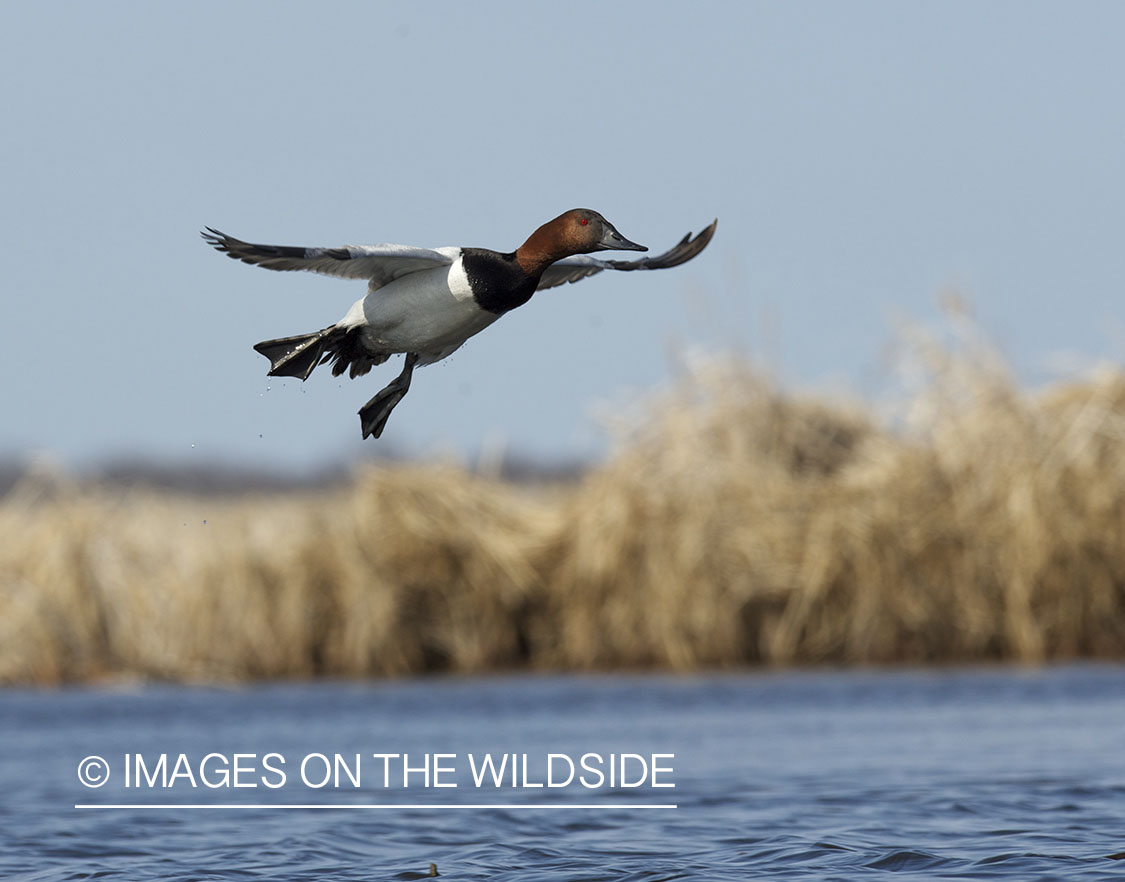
[
  {"left": 694, "top": 217, "right": 718, "bottom": 250},
  {"left": 201, "top": 226, "right": 237, "bottom": 255},
  {"left": 614, "top": 217, "right": 717, "bottom": 271}
]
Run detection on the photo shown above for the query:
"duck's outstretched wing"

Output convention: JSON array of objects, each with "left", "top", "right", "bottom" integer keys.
[
  {"left": 536, "top": 219, "right": 717, "bottom": 292},
  {"left": 201, "top": 227, "right": 456, "bottom": 291}
]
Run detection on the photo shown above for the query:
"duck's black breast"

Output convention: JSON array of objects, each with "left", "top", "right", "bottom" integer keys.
[{"left": 461, "top": 248, "right": 539, "bottom": 315}]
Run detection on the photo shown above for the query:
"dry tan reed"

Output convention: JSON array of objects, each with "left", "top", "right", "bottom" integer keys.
[{"left": 3, "top": 317, "right": 1124, "bottom": 683}]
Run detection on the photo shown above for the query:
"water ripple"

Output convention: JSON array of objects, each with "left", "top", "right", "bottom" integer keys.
[{"left": 4, "top": 666, "right": 1125, "bottom": 880}]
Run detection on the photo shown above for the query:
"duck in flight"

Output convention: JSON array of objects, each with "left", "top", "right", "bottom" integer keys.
[{"left": 202, "top": 210, "right": 717, "bottom": 439}]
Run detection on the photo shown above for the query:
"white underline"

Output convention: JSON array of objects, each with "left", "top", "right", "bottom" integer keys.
[{"left": 75, "top": 803, "right": 677, "bottom": 810}]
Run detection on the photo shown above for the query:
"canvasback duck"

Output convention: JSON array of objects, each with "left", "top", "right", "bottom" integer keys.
[{"left": 202, "top": 210, "right": 717, "bottom": 439}]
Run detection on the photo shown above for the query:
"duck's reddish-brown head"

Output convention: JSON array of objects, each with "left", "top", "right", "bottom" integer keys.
[{"left": 516, "top": 209, "right": 647, "bottom": 275}]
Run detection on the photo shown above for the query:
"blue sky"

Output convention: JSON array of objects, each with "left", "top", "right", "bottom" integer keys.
[{"left": 3, "top": 2, "right": 1123, "bottom": 470}]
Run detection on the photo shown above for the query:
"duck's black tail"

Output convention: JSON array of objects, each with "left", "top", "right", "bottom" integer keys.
[
  {"left": 253, "top": 326, "right": 343, "bottom": 380},
  {"left": 254, "top": 326, "right": 387, "bottom": 380}
]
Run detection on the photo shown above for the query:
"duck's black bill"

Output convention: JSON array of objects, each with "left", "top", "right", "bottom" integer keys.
[{"left": 598, "top": 224, "right": 648, "bottom": 253}]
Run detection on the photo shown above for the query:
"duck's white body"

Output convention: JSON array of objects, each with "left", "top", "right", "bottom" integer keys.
[{"left": 338, "top": 251, "right": 496, "bottom": 364}]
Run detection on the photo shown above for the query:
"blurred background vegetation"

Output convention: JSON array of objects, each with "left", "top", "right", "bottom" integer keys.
[{"left": 3, "top": 310, "right": 1124, "bottom": 684}]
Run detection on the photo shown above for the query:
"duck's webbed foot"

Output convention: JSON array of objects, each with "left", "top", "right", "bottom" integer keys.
[{"left": 358, "top": 352, "right": 419, "bottom": 439}]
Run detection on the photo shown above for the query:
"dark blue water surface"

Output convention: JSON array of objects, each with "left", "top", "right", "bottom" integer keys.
[{"left": 2, "top": 665, "right": 1124, "bottom": 881}]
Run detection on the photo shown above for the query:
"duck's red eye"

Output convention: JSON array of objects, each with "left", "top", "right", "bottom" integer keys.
[{"left": 579, "top": 218, "right": 588, "bottom": 226}]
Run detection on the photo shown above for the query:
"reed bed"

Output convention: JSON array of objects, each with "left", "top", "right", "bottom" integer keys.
[{"left": 3, "top": 320, "right": 1124, "bottom": 683}]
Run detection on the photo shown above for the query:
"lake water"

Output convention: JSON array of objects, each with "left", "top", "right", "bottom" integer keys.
[{"left": 2, "top": 665, "right": 1123, "bottom": 880}]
